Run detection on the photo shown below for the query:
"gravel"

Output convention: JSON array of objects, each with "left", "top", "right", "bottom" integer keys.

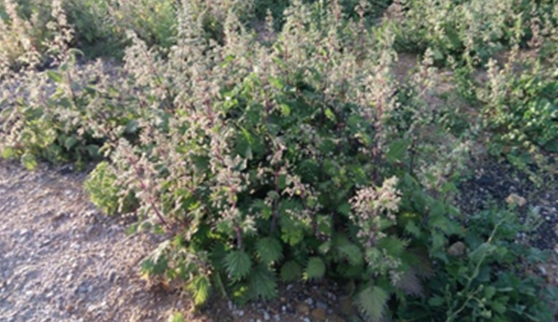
[{"left": 0, "top": 160, "right": 183, "bottom": 322}]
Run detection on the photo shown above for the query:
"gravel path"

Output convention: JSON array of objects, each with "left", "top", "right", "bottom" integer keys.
[{"left": 0, "top": 160, "right": 184, "bottom": 322}]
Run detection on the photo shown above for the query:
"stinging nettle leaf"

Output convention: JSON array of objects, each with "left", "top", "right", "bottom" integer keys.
[
  {"left": 256, "top": 237, "right": 283, "bottom": 265},
  {"left": 224, "top": 250, "right": 252, "bottom": 281},
  {"left": 187, "top": 275, "right": 211, "bottom": 306},
  {"left": 248, "top": 266, "right": 278, "bottom": 300},
  {"left": 304, "top": 257, "right": 326, "bottom": 281},
  {"left": 280, "top": 260, "right": 302, "bottom": 282},
  {"left": 357, "top": 285, "right": 389, "bottom": 322}
]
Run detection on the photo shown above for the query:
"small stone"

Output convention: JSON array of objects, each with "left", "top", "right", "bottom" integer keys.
[
  {"left": 316, "top": 301, "right": 328, "bottom": 310},
  {"left": 263, "top": 311, "right": 270, "bottom": 321},
  {"left": 108, "top": 271, "right": 118, "bottom": 283},
  {"left": 305, "top": 298, "right": 313, "bottom": 306},
  {"left": 311, "top": 308, "right": 327, "bottom": 321},
  {"left": 505, "top": 193, "right": 526, "bottom": 207},
  {"left": 302, "top": 318, "right": 310, "bottom": 322},
  {"left": 539, "top": 266, "right": 548, "bottom": 276},
  {"left": 238, "top": 310, "right": 244, "bottom": 317},
  {"left": 447, "top": 241, "right": 466, "bottom": 256},
  {"left": 273, "top": 315, "right": 280, "bottom": 322},
  {"left": 77, "top": 285, "right": 88, "bottom": 294},
  {"left": 297, "top": 303, "right": 310, "bottom": 315},
  {"left": 328, "top": 315, "right": 346, "bottom": 322}
]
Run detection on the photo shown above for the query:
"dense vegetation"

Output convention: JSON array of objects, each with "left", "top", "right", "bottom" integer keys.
[{"left": 1, "top": 0, "right": 557, "bottom": 321}]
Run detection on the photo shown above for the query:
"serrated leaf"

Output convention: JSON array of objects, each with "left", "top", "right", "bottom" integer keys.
[
  {"left": 318, "top": 240, "right": 332, "bottom": 254},
  {"left": 64, "top": 136, "right": 78, "bottom": 150},
  {"left": 393, "top": 269, "right": 423, "bottom": 296},
  {"left": 224, "top": 250, "right": 252, "bottom": 281},
  {"left": 337, "top": 243, "right": 363, "bottom": 267},
  {"left": 248, "top": 266, "right": 278, "bottom": 300},
  {"left": 187, "top": 275, "right": 211, "bottom": 306},
  {"left": 356, "top": 285, "right": 389, "bottom": 322},
  {"left": 405, "top": 220, "right": 421, "bottom": 237},
  {"left": 256, "top": 237, "right": 283, "bottom": 265},
  {"left": 304, "top": 257, "right": 325, "bottom": 281},
  {"left": 280, "top": 260, "right": 302, "bottom": 282},
  {"left": 87, "top": 145, "right": 100, "bottom": 158},
  {"left": 376, "top": 236, "right": 408, "bottom": 257},
  {"left": 386, "top": 139, "right": 408, "bottom": 162}
]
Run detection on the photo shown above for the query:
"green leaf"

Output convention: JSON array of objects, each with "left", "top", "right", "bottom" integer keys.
[
  {"left": 224, "top": 250, "right": 252, "bottom": 281},
  {"left": 325, "top": 108, "right": 336, "bottom": 121},
  {"left": 256, "top": 237, "right": 283, "bottom": 265},
  {"left": 64, "top": 136, "right": 78, "bottom": 150},
  {"left": 21, "top": 153, "right": 38, "bottom": 170},
  {"left": 280, "top": 104, "right": 291, "bottom": 116},
  {"left": 46, "top": 70, "right": 63, "bottom": 83},
  {"left": 167, "top": 312, "right": 184, "bottom": 322},
  {"left": 337, "top": 243, "right": 363, "bottom": 267},
  {"left": 318, "top": 240, "right": 332, "bottom": 254},
  {"left": 87, "top": 145, "right": 100, "bottom": 158},
  {"left": 492, "top": 301, "right": 507, "bottom": 314},
  {"left": 280, "top": 260, "right": 302, "bottom": 282},
  {"left": 428, "top": 296, "right": 444, "bottom": 307},
  {"left": 304, "top": 257, "right": 325, "bottom": 281},
  {"left": 356, "top": 285, "right": 389, "bottom": 322},
  {"left": 376, "top": 236, "right": 408, "bottom": 257},
  {"left": 405, "top": 220, "right": 421, "bottom": 238},
  {"left": 187, "top": 275, "right": 211, "bottom": 306},
  {"left": 1, "top": 147, "right": 15, "bottom": 159},
  {"left": 248, "top": 266, "right": 278, "bottom": 300},
  {"left": 386, "top": 139, "right": 408, "bottom": 162},
  {"left": 485, "top": 286, "right": 496, "bottom": 300}
]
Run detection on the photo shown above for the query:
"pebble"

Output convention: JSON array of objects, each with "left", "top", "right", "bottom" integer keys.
[
  {"left": 316, "top": 301, "right": 328, "bottom": 310},
  {"left": 538, "top": 266, "right": 547, "bottom": 276},
  {"left": 263, "top": 311, "right": 270, "bottom": 320},
  {"left": 304, "top": 298, "right": 313, "bottom": 306},
  {"left": 311, "top": 308, "right": 327, "bottom": 321},
  {"left": 296, "top": 303, "right": 310, "bottom": 315}
]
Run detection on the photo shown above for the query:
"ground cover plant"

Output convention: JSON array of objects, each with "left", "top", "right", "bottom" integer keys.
[{"left": 1, "top": 0, "right": 558, "bottom": 321}]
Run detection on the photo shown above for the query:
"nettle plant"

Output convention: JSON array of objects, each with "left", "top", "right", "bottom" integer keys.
[
  {"left": 471, "top": 11, "right": 558, "bottom": 182},
  {"left": 1, "top": 1, "right": 556, "bottom": 321},
  {"left": 391, "top": 0, "right": 548, "bottom": 67},
  {"left": 0, "top": 1, "right": 143, "bottom": 170},
  {"left": 82, "top": 2, "right": 479, "bottom": 320}
]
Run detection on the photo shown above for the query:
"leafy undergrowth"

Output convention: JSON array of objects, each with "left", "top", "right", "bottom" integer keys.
[{"left": 1, "top": 0, "right": 558, "bottom": 321}]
